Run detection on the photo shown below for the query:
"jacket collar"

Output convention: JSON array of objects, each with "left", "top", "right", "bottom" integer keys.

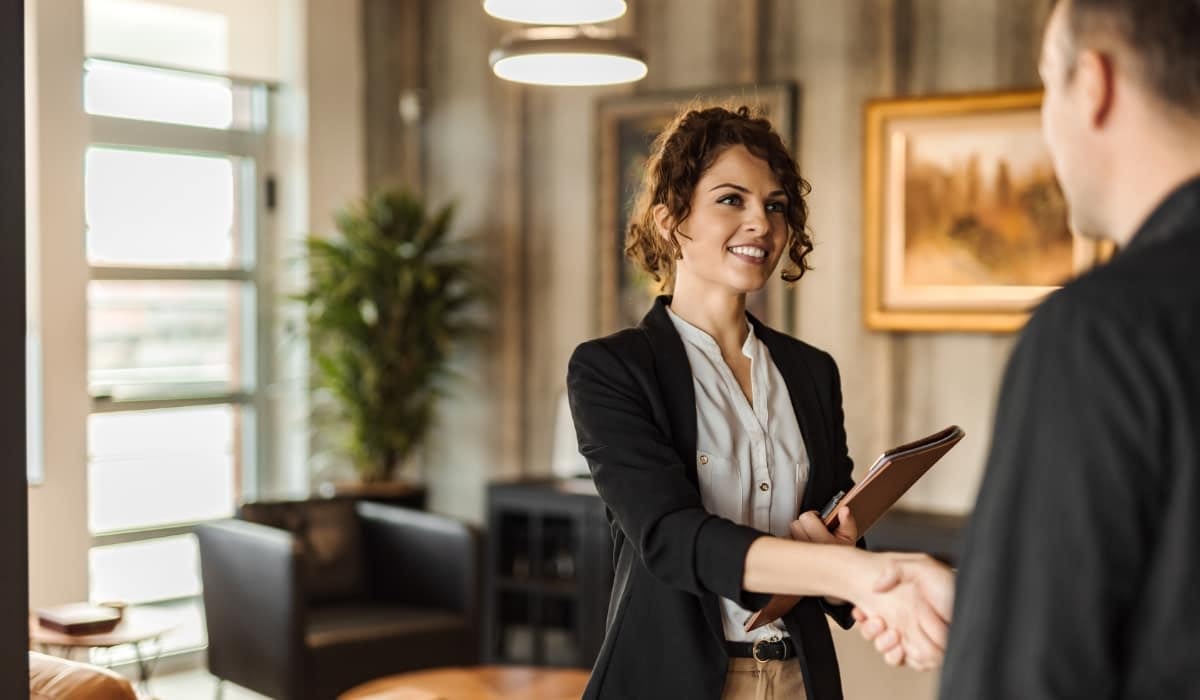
[{"left": 1125, "top": 174, "right": 1200, "bottom": 253}]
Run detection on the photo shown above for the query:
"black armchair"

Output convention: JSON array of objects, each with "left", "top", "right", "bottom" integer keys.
[{"left": 197, "top": 498, "right": 481, "bottom": 700}]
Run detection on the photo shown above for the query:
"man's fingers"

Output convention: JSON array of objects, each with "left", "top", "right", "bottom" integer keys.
[
  {"left": 872, "top": 628, "right": 900, "bottom": 655},
  {"left": 873, "top": 563, "right": 902, "bottom": 593},
  {"left": 916, "top": 601, "right": 949, "bottom": 651},
  {"left": 883, "top": 644, "right": 905, "bottom": 667},
  {"left": 899, "top": 623, "right": 943, "bottom": 671},
  {"left": 865, "top": 618, "right": 886, "bottom": 639}
]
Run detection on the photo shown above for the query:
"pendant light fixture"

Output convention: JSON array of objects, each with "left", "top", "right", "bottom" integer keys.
[
  {"left": 484, "top": 2, "right": 646, "bottom": 87},
  {"left": 483, "top": 0, "right": 627, "bottom": 25},
  {"left": 489, "top": 25, "right": 646, "bottom": 87}
]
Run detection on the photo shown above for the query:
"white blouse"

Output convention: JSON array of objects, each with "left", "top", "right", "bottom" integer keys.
[{"left": 667, "top": 306, "right": 811, "bottom": 643}]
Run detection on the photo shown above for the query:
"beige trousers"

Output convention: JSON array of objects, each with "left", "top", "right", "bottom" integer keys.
[{"left": 719, "top": 657, "right": 807, "bottom": 700}]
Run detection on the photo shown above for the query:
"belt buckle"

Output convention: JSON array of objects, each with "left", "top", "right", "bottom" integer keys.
[{"left": 751, "top": 638, "right": 775, "bottom": 662}]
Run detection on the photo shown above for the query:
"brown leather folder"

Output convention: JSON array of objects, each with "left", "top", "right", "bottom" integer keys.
[{"left": 743, "top": 425, "right": 965, "bottom": 632}]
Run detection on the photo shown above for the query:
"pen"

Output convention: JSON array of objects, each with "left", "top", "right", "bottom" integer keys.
[{"left": 819, "top": 490, "right": 846, "bottom": 520}]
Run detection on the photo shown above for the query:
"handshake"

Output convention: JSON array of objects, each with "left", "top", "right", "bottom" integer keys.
[{"left": 787, "top": 508, "right": 955, "bottom": 671}]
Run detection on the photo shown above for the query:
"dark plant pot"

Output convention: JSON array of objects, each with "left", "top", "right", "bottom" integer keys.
[{"left": 323, "top": 479, "right": 428, "bottom": 510}]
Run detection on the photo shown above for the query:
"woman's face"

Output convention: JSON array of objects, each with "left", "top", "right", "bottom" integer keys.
[{"left": 660, "top": 144, "right": 789, "bottom": 296}]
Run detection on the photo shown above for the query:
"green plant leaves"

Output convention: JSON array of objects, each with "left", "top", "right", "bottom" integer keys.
[{"left": 301, "top": 188, "right": 488, "bottom": 481}]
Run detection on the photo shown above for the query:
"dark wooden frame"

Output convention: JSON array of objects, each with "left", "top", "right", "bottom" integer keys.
[{"left": 1, "top": 0, "right": 30, "bottom": 693}]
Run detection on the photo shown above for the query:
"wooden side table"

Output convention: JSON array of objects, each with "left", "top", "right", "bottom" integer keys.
[
  {"left": 30, "top": 607, "right": 178, "bottom": 696},
  {"left": 340, "top": 665, "right": 590, "bottom": 700}
]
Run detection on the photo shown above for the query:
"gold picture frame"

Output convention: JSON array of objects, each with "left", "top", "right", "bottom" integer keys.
[
  {"left": 863, "top": 90, "right": 1109, "bottom": 333},
  {"left": 596, "top": 83, "right": 799, "bottom": 334}
]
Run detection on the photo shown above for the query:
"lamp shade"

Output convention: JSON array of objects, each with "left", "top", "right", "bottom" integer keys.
[
  {"left": 482, "top": 0, "right": 627, "bottom": 25},
  {"left": 489, "top": 26, "right": 647, "bottom": 87}
]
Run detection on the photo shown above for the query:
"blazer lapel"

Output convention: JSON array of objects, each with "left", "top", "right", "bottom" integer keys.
[
  {"left": 749, "top": 315, "right": 833, "bottom": 513},
  {"left": 638, "top": 296, "right": 701, "bottom": 486},
  {"left": 637, "top": 296, "right": 725, "bottom": 642}
]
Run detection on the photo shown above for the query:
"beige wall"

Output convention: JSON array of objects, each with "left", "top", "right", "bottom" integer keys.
[
  {"left": 413, "top": 1, "right": 1054, "bottom": 696},
  {"left": 26, "top": 0, "right": 91, "bottom": 610}
]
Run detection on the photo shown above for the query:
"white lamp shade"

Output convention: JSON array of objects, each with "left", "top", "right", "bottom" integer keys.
[
  {"left": 489, "top": 26, "right": 647, "bottom": 86},
  {"left": 483, "top": 0, "right": 627, "bottom": 25}
]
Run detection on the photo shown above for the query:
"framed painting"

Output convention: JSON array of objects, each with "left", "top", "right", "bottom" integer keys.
[
  {"left": 863, "top": 90, "right": 1110, "bottom": 332},
  {"left": 596, "top": 83, "right": 799, "bottom": 334}
]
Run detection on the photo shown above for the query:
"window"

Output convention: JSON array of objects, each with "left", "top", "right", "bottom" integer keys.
[{"left": 84, "top": 56, "right": 274, "bottom": 660}]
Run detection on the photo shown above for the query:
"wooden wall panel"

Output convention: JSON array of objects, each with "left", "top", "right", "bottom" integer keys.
[{"left": 362, "top": 0, "right": 425, "bottom": 192}]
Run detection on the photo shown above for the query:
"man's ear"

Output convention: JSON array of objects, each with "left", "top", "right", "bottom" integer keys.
[
  {"left": 652, "top": 204, "right": 675, "bottom": 243},
  {"left": 1076, "top": 48, "right": 1115, "bottom": 128}
]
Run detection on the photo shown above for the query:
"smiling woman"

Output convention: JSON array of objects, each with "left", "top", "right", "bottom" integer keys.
[
  {"left": 565, "top": 105, "right": 955, "bottom": 700},
  {"left": 623, "top": 105, "right": 813, "bottom": 297}
]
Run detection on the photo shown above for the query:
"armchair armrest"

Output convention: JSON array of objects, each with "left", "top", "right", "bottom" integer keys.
[
  {"left": 196, "top": 519, "right": 304, "bottom": 700},
  {"left": 356, "top": 502, "right": 481, "bottom": 618}
]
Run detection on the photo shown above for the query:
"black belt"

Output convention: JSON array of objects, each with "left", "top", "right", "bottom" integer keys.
[{"left": 725, "top": 637, "right": 797, "bottom": 662}]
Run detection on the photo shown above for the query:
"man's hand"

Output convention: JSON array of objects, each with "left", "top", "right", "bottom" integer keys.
[
  {"left": 851, "top": 554, "right": 955, "bottom": 670},
  {"left": 790, "top": 507, "right": 858, "bottom": 604}
]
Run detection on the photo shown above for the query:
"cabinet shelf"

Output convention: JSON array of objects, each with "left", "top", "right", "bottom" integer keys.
[{"left": 485, "top": 479, "right": 613, "bottom": 669}]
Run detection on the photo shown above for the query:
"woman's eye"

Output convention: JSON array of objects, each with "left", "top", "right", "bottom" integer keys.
[
  {"left": 766, "top": 200, "right": 786, "bottom": 213},
  {"left": 717, "top": 193, "right": 743, "bottom": 206}
]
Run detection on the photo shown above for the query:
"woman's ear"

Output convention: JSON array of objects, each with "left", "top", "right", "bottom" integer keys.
[{"left": 652, "top": 204, "right": 674, "bottom": 243}]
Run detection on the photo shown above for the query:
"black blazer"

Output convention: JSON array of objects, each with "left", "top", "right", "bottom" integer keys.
[{"left": 567, "top": 296, "right": 858, "bottom": 700}]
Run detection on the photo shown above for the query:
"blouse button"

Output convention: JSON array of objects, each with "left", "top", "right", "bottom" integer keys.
[
  {"left": 699, "top": 455, "right": 709, "bottom": 465},
  {"left": 760, "top": 482, "right": 770, "bottom": 492}
]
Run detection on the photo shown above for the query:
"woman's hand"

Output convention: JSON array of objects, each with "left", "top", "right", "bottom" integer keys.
[
  {"left": 789, "top": 507, "right": 858, "bottom": 604},
  {"left": 850, "top": 554, "right": 955, "bottom": 671},
  {"left": 789, "top": 506, "right": 859, "bottom": 546}
]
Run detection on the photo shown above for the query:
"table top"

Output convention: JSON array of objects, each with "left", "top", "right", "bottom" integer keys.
[
  {"left": 340, "top": 665, "right": 590, "bottom": 700},
  {"left": 30, "top": 607, "right": 178, "bottom": 648}
]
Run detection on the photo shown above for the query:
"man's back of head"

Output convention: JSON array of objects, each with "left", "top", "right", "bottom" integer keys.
[{"left": 1039, "top": 0, "right": 1200, "bottom": 245}]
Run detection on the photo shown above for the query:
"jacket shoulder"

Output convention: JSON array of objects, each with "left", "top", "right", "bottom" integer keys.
[{"left": 570, "top": 327, "right": 652, "bottom": 368}]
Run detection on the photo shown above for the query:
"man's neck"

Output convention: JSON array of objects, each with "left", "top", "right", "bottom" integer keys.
[{"left": 1106, "top": 124, "right": 1200, "bottom": 246}]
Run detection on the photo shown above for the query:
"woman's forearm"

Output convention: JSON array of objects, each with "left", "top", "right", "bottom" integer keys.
[{"left": 743, "top": 536, "right": 874, "bottom": 602}]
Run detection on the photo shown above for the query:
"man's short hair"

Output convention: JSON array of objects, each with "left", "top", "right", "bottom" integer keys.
[{"left": 1061, "top": 0, "right": 1200, "bottom": 115}]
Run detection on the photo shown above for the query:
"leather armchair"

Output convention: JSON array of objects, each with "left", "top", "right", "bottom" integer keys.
[{"left": 197, "top": 499, "right": 481, "bottom": 700}]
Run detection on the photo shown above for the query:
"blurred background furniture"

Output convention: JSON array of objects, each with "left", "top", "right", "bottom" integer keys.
[
  {"left": 29, "top": 651, "right": 138, "bottom": 700},
  {"left": 30, "top": 606, "right": 177, "bottom": 695},
  {"left": 197, "top": 498, "right": 481, "bottom": 700},
  {"left": 484, "top": 479, "right": 612, "bottom": 668},
  {"left": 339, "top": 665, "right": 590, "bottom": 700}
]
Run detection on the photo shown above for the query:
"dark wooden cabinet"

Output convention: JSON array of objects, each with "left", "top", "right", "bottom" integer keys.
[{"left": 484, "top": 479, "right": 612, "bottom": 669}]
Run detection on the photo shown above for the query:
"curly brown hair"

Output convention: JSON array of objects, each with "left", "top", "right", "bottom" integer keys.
[{"left": 625, "top": 103, "right": 813, "bottom": 293}]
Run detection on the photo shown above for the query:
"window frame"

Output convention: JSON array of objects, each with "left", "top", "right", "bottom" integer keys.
[{"left": 84, "top": 57, "right": 277, "bottom": 608}]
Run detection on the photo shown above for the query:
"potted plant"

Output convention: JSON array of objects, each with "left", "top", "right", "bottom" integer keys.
[{"left": 300, "top": 188, "right": 487, "bottom": 488}]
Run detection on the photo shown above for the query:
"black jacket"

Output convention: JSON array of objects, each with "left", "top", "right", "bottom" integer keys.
[
  {"left": 940, "top": 177, "right": 1200, "bottom": 699},
  {"left": 567, "top": 296, "right": 857, "bottom": 700}
]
